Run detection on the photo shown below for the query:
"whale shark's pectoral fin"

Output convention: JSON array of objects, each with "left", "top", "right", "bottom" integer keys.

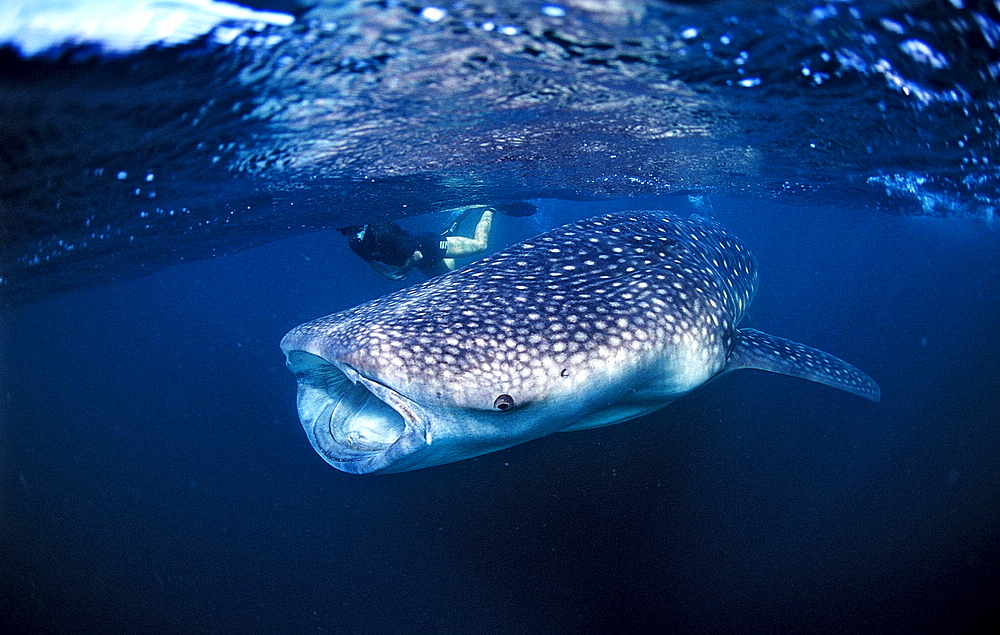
[{"left": 725, "top": 328, "right": 881, "bottom": 402}]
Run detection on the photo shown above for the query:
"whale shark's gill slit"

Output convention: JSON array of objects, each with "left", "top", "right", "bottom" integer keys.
[{"left": 285, "top": 351, "right": 405, "bottom": 455}]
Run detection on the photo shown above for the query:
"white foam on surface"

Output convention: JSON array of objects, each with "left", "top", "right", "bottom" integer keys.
[{"left": 0, "top": 0, "right": 293, "bottom": 56}]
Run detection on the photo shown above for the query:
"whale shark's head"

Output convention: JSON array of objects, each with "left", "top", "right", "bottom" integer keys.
[
  {"left": 281, "top": 328, "right": 582, "bottom": 474},
  {"left": 282, "top": 211, "right": 878, "bottom": 474}
]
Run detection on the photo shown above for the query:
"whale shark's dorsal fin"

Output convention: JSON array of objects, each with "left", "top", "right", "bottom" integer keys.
[{"left": 725, "top": 328, "right": 881, "bottom": 402}]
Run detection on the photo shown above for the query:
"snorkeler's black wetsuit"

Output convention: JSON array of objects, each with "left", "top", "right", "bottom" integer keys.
[
  {"left": 345, "top": 223, "right": 415, "bottom": 267},
  {"left": 414, "top": 231, "right": 450, "bottom": 276},
  {"left": 343, "top": 223, "right": 450, "bottom": 277}
]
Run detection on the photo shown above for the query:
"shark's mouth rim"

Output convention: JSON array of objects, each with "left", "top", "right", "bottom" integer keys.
[{"left": 286, "top": 351, "right": 430, "bottom": 474}]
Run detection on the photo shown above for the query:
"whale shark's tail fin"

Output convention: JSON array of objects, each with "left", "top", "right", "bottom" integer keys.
[{"left": 725, "top": 328, "right": 881, "bottom": 402}]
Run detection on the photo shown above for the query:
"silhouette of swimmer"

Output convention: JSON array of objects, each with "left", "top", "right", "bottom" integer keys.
[{"left": 341, "top": 205, "right": 518, "bottom": 280}]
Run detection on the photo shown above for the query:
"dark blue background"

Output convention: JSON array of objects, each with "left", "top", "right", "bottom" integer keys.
[{"left": 2, "top": 197, "right": 998, "bottom": 633}]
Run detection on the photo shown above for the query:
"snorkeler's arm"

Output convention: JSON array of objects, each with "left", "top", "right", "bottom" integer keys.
[
  {"left": 443, "top": 209, "right": 494, "bottom": 257},
  {"left": 366, "top": 259, "right": 405, "bottom": 280},
  {"left": 398, "top": 251, "right": 423, "bottom": 274},
  {"left": 365, "top": 249, "right": 419, "bottom": 280},
  {"left": 367, "top": 250, "right": 424, "bottom": 280}
]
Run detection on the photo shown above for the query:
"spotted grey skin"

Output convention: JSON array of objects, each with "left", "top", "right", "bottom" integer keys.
[{"left": 281, "top": 211, "right": 880, "bottom": 474}]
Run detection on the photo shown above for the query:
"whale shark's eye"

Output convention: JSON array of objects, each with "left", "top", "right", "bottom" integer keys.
[{"left": 493, "top": 394, "right": 514, "bottom": 411}]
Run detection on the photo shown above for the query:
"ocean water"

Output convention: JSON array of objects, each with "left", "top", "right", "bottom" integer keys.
[{"left": 2, "top": 1, "right": 1000, "bottom": 633}]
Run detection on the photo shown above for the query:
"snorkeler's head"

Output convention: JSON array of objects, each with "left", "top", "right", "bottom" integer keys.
[
  {"left": 338, "top": 225, "right": 367, "bottom": 239},
  {"left": 341, "top": 222, "right": 416, "bottom": 267}
]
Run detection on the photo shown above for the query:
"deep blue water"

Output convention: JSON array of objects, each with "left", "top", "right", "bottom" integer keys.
[{"left": 2, "top": 195, "right": 998, "bottom": 633}]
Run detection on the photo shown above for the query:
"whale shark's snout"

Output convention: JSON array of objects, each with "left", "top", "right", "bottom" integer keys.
[
  {"left": 281, "top": 345, "right": 434, "bottom": 474},
  {"left": 281, "top": 211, "right": 880, "bottom": 474}
]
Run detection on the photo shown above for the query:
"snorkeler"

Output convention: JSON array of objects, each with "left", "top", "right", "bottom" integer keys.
[{"left": 340, "top": 206, "right": 498, "bottom": 280}]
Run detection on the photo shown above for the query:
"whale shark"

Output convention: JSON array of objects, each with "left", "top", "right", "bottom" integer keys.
[{"left": 281, "top": 211, "right": 879, "bottom": 474}]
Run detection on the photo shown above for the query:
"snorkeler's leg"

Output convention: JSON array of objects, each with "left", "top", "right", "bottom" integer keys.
[
  {"left": 442, "top": 205, "right": 481, "bottom": 235},
  {"left": 443, "top": 209, "right": 493, "bottom": 257},
  {"left": 473, "top": 208, "right": 494, "bottom": 246}
]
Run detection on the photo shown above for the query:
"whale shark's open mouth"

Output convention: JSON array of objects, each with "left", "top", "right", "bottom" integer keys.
[
  {"left": 325, "top": 369, "right": 404, "bottom": 451},
  {"left": 284, "top": 351, "right": 427, "bottom": 473}
]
